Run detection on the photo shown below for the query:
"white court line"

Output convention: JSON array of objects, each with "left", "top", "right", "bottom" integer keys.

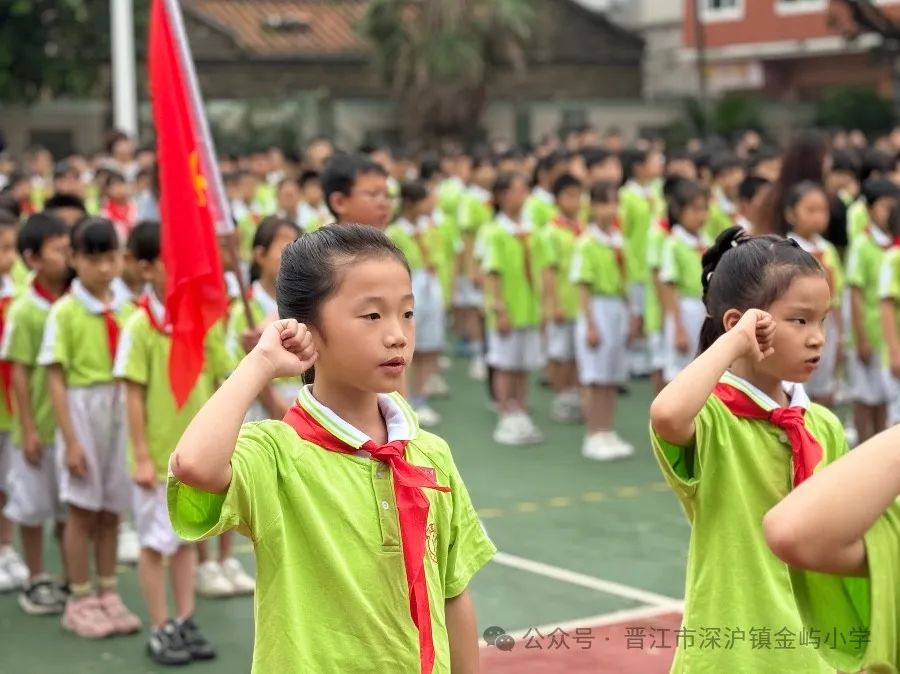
[
  {"left": 492, "top": 551, "right": 683, "bottom": 608},
  {"left": 480, "top": 603, "right": 685, "bottom": 645}
]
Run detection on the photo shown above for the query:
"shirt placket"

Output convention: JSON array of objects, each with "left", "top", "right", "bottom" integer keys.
[{"left": 372, "top": 460, "right": 400, "bottom": 550}]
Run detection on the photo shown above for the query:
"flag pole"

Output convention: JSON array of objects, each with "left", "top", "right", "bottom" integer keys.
[
  {"left": 160, "top": 0, "right": 256, "bottom": 330},
  {"left": 111, "top": 0, "right": 138, "bottom": 136}
]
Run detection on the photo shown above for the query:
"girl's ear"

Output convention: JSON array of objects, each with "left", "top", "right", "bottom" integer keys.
[{"left": 722, "top": 308, "right": 742, "bottom": 333}]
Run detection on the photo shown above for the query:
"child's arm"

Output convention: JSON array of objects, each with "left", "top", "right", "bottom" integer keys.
[
  {"left": 47, "top": 364, "right": 85, "bottom": 477},
  {"left": 541, "top": 267, "right": 557, "bottom": 324},
  {"left": 485, "top": 273, "right": 510, "bottom": 334},
  {"left": 10, "top": 363, "right": 40, "bottom": 465},
  {"left": 650, "top": 309, "right": 775, "bottom": 446},
  {"left": 124, "top": 380, "right": 155, "bottom": 488},
  {"left": 578, "top": 284, "right": 600, "bottom": 347},
  {"left": 171, "top": 319, "right": 316, "bottom": 494},
  {"left": 850, "top": 287, "right": 870, "bottom": 361},
  {"left": 445, "top": 588, "right": 479, "bottom": 674},
  {"left": 764, "top": 425, "right": 900, "bottom": 576},
  {"left": 881, "top": 299, "right": 900, "bottom": 376}
]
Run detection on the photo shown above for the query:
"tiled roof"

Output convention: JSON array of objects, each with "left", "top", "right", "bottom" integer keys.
[{"left": 186, "top": 0, "right": 369, "bottom": 57}]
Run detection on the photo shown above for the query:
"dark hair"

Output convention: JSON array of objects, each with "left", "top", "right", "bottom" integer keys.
[
  {"left": 321, "top": 153, "right": 387, "bottom": 217},
  {"left": 250, "top": 215, "right": 301, "bottom": 283},
  {"left": 298, "top": 170, "right": 320, "bottom": 188},
  {"left": 53, "top": 161, "right": 79, "bottom": 181},
  {"left": 621, "top": 148, "right": 649, "bottom": 180},
  {"left": 830, "top": 149, "right": 861, "bottom": 177},
  {"left": 127, "top": 220, "right": 160, "bottom": 262},
  {"left": 588, "top": 181, "right": 618, "bottom": 204},
  {"left": 862, "top": 177, "right": 900, "bottom": 207},
  {"left": 44, "top": 193, "right": 87, "bottom": 214},
  {"left": 71, "top": 217, "right": 119, "bottom": 255},
  {"left": 551, "top": 172, "right": 582, "bottom": 199},
  {"left": 0, "top": 209, "right": 17, "bottom": 230},
  {"left": 668, "top": 180, "right": 708, "bottom": 224},
  {"left": 747, "top": 146, "right": 780, "bottom": 172},
  {"left": 419, "top": 156, "right": 441, "bottom": 182},
  {"left": 738, "top": 175, "right": 770, "bottom": 203},
  {"left": 532, "top": 151, "right": 568, "bottom": 186},
  {"left": 887, "top": 202, "right": 900, "bottom": 238},
  {"left": 584, "top": 148, "right": 616, "bottom": 170},
  {"left": 757, "top": 130, "right": 829, "bottom": 236},
  {"left": 492, "top": 171, "right": 526, "bottom": 212},
  {"left": 666, "top": 149, "right": 695, "bottom": 166},
  {"left": 698, "top": 226, "right": 823, "bottom": 353},
  {"left": 102, "top": 170, "right": 126, "bottom": 189},
  {"left": 399, "top": 180, "right": 429, "bottom": 206},
  {"left": 105, "top": 129, "right": 131, "bottom": 154},
  {"left": 784, "top": 180, "right": 826, "bottom": 213},
  {"left": 860, "top": 148, "right": 894, "bottom": 183},
  {"left": 710, "top": 152, "right": 743, "bottom": 178},
  {"left": 18, "top": 213, "right": 67, "bottom": 258},
  {"left": 277, "top": 176, "right": 301, "bottom": 193}
]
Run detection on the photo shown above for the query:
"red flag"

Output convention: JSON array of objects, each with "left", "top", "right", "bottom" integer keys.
[{"left": 148, "top": 0, "right": 229, "bottom": 408}]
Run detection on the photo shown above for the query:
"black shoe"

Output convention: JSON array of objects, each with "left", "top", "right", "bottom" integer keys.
[
  {"left": 18, "top": 578, "right": 65, "bottom": 615},
  {"left": 147, "top": 621, "right": 192, "bottom": 666},
  {"left": 179, "top": 617, "right": 216, "bottom": 660}
]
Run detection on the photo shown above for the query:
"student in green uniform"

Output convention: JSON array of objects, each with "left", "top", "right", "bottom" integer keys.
[
  {"left": 44, "top": 193, "right": 89, "bottom": 230},
  {"left": 0, "top": 211, "right": 27, "bottom": 592},
  {"left": 784, "top": 182, "right": 844, "bottom": 407},
  {"left": 764, "top": 422, "right": 900, "bottom": 674},
  {"left": 169, "top": 224, "right": 495, "bottom": 674},
  {"left": 1, "top": 213, "right": 70, "bottom": 616},
  {"left": 524, "top": 151, "right": 567, "bottom": 230},
  {"left": 735, "top": 174, "right": 770, "bottom": 233},
  {"left": 535, "top": 173, "right": 583, "bottom": 424},
  {"left": 39, "top": 218, "right": 140, "bottom": 639},
  {"left": 483, "top": 172, "right": 544, "bottom": 446},
  {"left": 650, "top": 227, "right": 845, "bottom": 674},
  {"left": 321, "top": 153, "right": 393, "bottom": 229},
  {"left": 846, "top": 179, "right": 899, "bottom": 442},
  {"left": 297, "top": 170, "right": 330, "bottom": 232},
  {"left": 571, "top": 182, "right": 633, "bottom": 461},
  {"left": 386, "top": 181, "right": 445, "bottom": 428},
  {"left": 878, "top": 204, "right": 900, "bottom": 427},
  {"left": 115, "top": 222, "right": 223, "bottom": 665},
  {"left": 703, "top": 152, "right": 744, "bottom": 241}
]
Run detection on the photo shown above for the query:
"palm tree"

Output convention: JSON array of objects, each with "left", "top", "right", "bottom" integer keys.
[{"left": 359, "top": 0, "right": 535, "bottom": 146}]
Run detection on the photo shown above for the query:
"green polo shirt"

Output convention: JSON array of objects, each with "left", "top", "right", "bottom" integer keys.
[
  {"left": 570, "top": 226, "right": 626, "bottom": 297},
  {"left": 534, "top": 218, "right": 581, "bottom": 320},
  {"left": 790, "top": 502, "right": 900, "bottom": 673},
  {"left": 651, "top": 371, "right": 849, "bottom": 674},
  {"left": 788, "top": 234, "right": 844, "bottom": 309},
  {"left": 458, "top": 186, "right": 493, "bottom": 234},
  {"left": 115, "top": 292, "right": 232, "bottom": 480},
  {"left": 38, "top": 280, "right": 134, "bottom": 387},
  {"left": 847, "top": 199, "right": 870, "bottom": 242},
  {"left": 645, "top": 222, "right": 669, "bottom": 335},
  {"left": 387, "top": 219, "right": 426, "bottom": 271},
  {"left": 0, "top": 277, "right": 18, "bottom": 432},
  {"left": 659, "top": 226, "right": 706, "bottom": 299},
  {"left": 524, "top": 187, "right": 556, "bottom": 230},
  {"left": 619, "top": 181, "right": 657, "bottom": 284},
  {"left": 168, "top": 386, "right": 496, "bottom": 674},
  {"left": 847, "top": 228, "right": 890, "bottom": 351},
  {"left": 879, "top": 247, "right": 900, "bottom": 361},
  {"left": 481, "top": 214, "right": 540, "bottom": 329},
  {"left": 0, "top": 285, "right": 57, "bottom": 446},
  {"left": 703, "top": 189, "right": 735, "bottom": 242}
]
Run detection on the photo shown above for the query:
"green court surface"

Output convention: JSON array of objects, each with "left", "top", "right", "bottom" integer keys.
[{"left": 0, "top": 362, "right": 688, "bottom": 673}]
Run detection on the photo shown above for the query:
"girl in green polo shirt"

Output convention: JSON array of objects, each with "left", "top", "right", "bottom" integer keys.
[
  {"left": 169, "top": 224, "right": 495, "bottom": 674},
  {"left": 650, "top": 227, "right": 848, "bottom": 673},
  {"left": 764, "top": 422, "right": 900, "bottom": 673}
]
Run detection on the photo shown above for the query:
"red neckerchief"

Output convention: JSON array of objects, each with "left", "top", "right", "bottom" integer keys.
[
  {"left": 32, "top": 279, "right": 63, "bottom": 304},
  {"left": 657, "top": 216, "right": 671, "bottom": 232},
  {"left": 19, "top": 199, "right": 35, "bottom": 217},
  {"left": 102, "top": 199, "right": 136, "bottom": 232},
  {"left": 138, "top": 295, "right": 170, "bottom": 335},
  {"left": 0, "top": 295, "right": 13, "bottom": 414},
  {"left": 102, "top": 309, "right": 120, "bottom": 361},
  {"left": 550, "top": 214, "right": 582, "bottom": 236},
  {"left": 713, "top": 382, "right": 823, "bottom": 487},
  {"left": 282, "top": 402, "right": 451, "bottom": 674}
]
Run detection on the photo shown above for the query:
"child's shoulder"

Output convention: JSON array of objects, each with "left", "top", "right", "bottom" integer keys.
[{"left": 408, "top": 429, "right": 458, "bottom": 485}]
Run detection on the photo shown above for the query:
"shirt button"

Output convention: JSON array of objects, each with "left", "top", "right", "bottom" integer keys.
[
  {"left": 777, "top": 433, "right": 787, "bottom": 443},
  {"left": 381, "top": 501, "right": 390, "bottom": 510}
]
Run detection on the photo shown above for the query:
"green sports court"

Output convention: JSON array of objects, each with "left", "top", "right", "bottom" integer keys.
[{"left": 0, "top": 361, "right": 686, "bottom": 673}]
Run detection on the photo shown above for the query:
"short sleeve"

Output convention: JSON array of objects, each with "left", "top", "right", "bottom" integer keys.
[
  {"left": 569, "top": 242, "right": 593, "bottom": 286},
  {"left": 36, "top": 302, "right": 67, "bottom": 368},
  {"left": 167, "top": 421, "right": 281, "bottom": 543},
  {"left": 845, "top": 239, "right": 865, "bottom": 289},
  {"left": 442, "top": 455, "right": 497, "bottom": 599},
  {"left": 533, "top": 229, "right": 557, "bottom": 272},
  {"left": 658, "top": 237, "right": 678, "bottom": 285},
  {"left": 205, "top": 321, "right": 234, "bottom": 382},
  {"left": 879, "top": 254, "right": 899, "bottom": 301},
  {"left": 481, "top": 229, "right": 503, "bottom": 274},
  {"left": 113, "top": 313, "right": 148, "bottom": 385},
  {"left": 0, "top": 302, "right": 35, "bottom": 365}
]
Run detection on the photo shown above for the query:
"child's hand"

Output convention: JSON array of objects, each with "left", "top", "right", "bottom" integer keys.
[
  {"left": 495, "top": 307, "right": 511, "bottom": 335},
  {"left": 133, "top": 456, "right": 156, "bottom": 489},
  {"left": 857, "top": 338, "right": 872, "bottom": 365},
  {"left": 586, "top": 322, "right": 601, "bottom": 349},
  {"left": 66, "top": 441, "right": 88, "bottom": 478},
  {"left": 891, "top": 349, "right": 900, "bottom": 379},
  {"left": 22, "top": 429, "right": 41, "bottom": 466},
  {"left": 240, "top": 326, "right": 263, "bottom": 354},
  {"left": 675, "top": 323, "right": 689, "bottom": 354},
  {"left": 732, "top": 309, "right": 776, "bottom": 361},
  {"left": 253, "top": 319, "right": 318, "bottom": 379}
]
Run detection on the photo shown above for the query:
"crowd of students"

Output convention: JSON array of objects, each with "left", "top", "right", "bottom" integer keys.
[{"left": 1, "top": 122, "right": 900, "bottom": 670}]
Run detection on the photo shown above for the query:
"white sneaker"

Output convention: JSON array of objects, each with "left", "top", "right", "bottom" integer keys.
[
  {"left": 610, "top": 433, "right": 635, "bottom": 459},
  {"left": 581, "top": 433, "right": 620, "bottom": 461},
  {"left": 220, "top": 557, "right": 255, "bottom": 595},
  {"left": 424, "top": 374, "right": 450, "bottom": 398},
  {"left": 116, "top": 522, "right": 140, "bottom": 565},
  {"left": 550, "top": 394, "right": 581, "bottom": 423},
  {"left": 493, "top": 414, "right": 528, "bottom": 445},
  {"left": 415, "top": 405, "right": 441, "bottom": 428},
  {"left": 438, "top": 355, "right": 452, "bottom": 371},
  {"left": 513, "top": 412, "right": 544, "bottom": 444},
  {"left": 0, "top": 547, "right": 28, "bottom": 588},
  {"left": 196, "top": 560, "right": 234, "bottom": 598},
  {"left": 467, "top": 356, "right": 487, "bottom": 381}
]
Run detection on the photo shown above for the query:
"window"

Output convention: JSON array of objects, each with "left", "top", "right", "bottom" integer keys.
[
  {"left": 702, "top": 0, "right": 743, "bottom": 22},
  {"left": 775, "top": 0, "right": 827, "bottom": 15}
]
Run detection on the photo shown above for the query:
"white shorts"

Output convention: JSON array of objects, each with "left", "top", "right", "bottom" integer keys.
[
  {"left": 133, "top": 483, "right": 185, "bottom": 556},
  {"left": 413, "top": 270, "right": 446, "bottom": 353},
  {"left": 848, "top": 351, "right": 887, "bottom": 405},
  {"left": 663, "top": 297, "right": 706, "bottom": 383},
  {"left": 647, "top": 331, "right": 665, "bottom": 371},
  {"left": 628, "top": 282, "right": 645, "bottom": 318},
  {"left": 545, "top": 321, "right": 576, "bottom": 362},
  {"left": 0, "top": 431, "right": 10, "bottom": 494},
  {"left": 3, "top": 444, "right": 65, "bottom": 526},
  {"left": 452, "top": 276, "right": 483, "bottom": 309},
  {"left": 805, "top": 312, "right": 839, "bottom": 399},
  {"left": 56, "top": 385, "right": 131, "bottom": 514},
  {"left": 575, "top": 296, "right": 629, "bottom": 385},
  {"left": 486, "top": 328, "right": 543, "bottom": 371},
  {"left": 882, "top": 369, "right": 900, "bottom": 425}
]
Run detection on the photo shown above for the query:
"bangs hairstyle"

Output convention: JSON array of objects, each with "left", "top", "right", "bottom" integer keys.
[
  {"left": 276, "top": 223, "right": 409, "bottom": 331},
  {"left": 250, "top": 215, "right": 301, "bottom": 283},
  {"left": 126, "top": 220, "right": 160, "bottom": 263},
  {"left": 18, "top": 213, "right": 67, "bottom": 258},
  {"left": 491, "top": 171, "right": 526, "bottom": 212},
  {"left": 588, "top": 181, "right": 618, "bottom": 204},
  {"left": 399, "top": 180, "right": 429, "bottom": 206},
  {"left": 698, "top": 226, "right": 824, "bottom": 353},
  {"left": 784, "top": 180, "right": 826, "bottom": 212},
  {"left": 71, "top": 217, "right": 119, "bottom": 255},
  {"left": 551, "top": 172, "right": 582, "bottom": 198},
  {"left": 668, "top": 179, "right": 708, "bottom": 224}
]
